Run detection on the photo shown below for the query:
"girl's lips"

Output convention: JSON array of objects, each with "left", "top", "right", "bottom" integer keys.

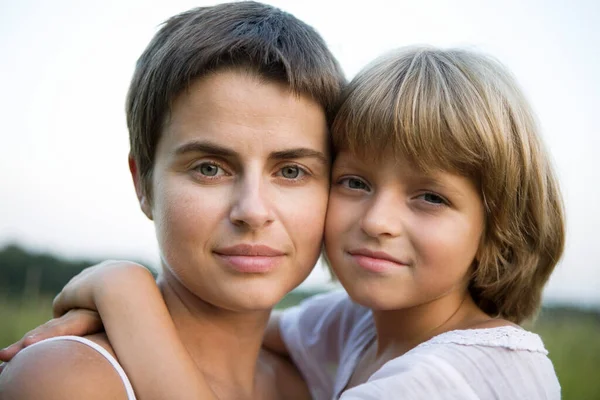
[
  {"left": 347, "top": 248, "right": 409, "bottom": 272},
  {"left": 350, "top": 254, "right": 401, "bottom": 272}
]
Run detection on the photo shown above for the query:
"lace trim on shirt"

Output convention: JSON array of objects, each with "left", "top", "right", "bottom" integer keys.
[{"left": 417, "top": 326, "right": 548, "bottom": 354}]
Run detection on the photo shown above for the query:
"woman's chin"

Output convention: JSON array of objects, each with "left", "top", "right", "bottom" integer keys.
[{"left": 209, "top": 284, "right": 290, "bottom": 312}]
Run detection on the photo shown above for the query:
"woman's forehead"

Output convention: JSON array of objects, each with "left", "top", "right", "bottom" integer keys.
[{"left": 159, "top": 70, "right": 330, "bottom": 158}]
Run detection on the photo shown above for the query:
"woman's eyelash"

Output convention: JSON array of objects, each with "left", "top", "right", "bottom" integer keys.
[
  {"left": 192, "top": 161, "right": 227, "bottom": 178},
  {"left": 277, "top": 164, "right": 309, "bottom": 180}
]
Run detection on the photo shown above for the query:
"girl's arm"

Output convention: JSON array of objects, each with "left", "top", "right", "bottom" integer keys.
[
  {"left": 1, "top": 296, "right": 292, "bottom": 373},
  {"left": 52, "top": 261, "right": 218, "bottom": 400},
  {"left": 1, "top": 262, "right": 296, "bottom": 391},
  {"left": 0, "top": 309, "right": 103, "bottom": 366}
]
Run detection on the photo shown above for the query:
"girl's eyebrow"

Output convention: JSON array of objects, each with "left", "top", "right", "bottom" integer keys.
[
  {"left": 411, "top": 174, "right": 468, "bottom": 197},
  {"left": 174, "top": 140, "right": 328, "bottom": 165}
]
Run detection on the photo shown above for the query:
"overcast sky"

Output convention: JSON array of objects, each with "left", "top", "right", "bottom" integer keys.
[{"left": 1, "top": 0, "right": 598, "bottom": 306}]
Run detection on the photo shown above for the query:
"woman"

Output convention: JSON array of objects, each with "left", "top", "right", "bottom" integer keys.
[{"left": 0, "top": 2, "right": 344, "bottom": 399}]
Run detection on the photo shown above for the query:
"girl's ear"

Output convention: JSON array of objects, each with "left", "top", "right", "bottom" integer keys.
[{"left": 128, "top": 155, "right": 153, "bottom": 220}]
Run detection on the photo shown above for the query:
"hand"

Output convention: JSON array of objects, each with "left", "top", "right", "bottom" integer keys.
[
  {"left": 0, "top": 260, "right": 151, "bottom": 374},
  {"left": 52, "top": 260, "right": 151, "bottom": 317},
  {"left": 0, "top": 309, "right": 102, "bottom": 371}
]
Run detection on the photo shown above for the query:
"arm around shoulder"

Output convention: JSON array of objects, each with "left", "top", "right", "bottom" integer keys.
[{"left": 0, "top": 338, "right": 131, "bottom": 400}]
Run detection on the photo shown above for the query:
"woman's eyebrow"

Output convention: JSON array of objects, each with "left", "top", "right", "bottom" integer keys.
[
  {"left": 270, "top": 148, "right": 328, "bottom": 165},
  {"left": 173, "top": 141, "right": 328, "bottom": 165},
  {"left": 174, "top": 140, "right": 237, "bottom": 157}
]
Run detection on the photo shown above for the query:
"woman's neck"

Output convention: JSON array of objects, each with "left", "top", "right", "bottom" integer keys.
[{"left": 157, "top": 270, "right": 272, "bottom": 399}]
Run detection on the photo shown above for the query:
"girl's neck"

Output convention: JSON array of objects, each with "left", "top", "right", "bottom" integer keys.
[
  {"left": 371, "top": 289, "right": 489, "bottom": 357},
  {"left": 157, "top": 270, "right": 271, "bottom": 400}
]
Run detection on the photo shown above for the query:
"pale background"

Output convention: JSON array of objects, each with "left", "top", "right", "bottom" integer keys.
[{"left": 1, "top": 0, "right": 598, "bottom": 306}]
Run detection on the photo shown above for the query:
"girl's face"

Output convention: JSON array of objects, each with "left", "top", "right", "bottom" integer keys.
[
  {"left": 137, "top": 69, "right": 330, "bottom": 311},
  {"left": 325, "top": 150, "right": 485, "bottom": 310}
]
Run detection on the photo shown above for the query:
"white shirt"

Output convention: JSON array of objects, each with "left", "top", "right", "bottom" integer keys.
[{"left": 280, "top": 290, "right": 560, "bottom": 400}]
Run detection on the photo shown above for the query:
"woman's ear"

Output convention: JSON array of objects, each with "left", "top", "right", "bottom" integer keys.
[{"left": 128, "top": 154, "right": 153, "bottom": 220}]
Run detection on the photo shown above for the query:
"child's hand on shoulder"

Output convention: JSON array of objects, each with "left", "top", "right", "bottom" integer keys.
[{"left": 53, "top": 260, "right": 154, "bottom": 317}]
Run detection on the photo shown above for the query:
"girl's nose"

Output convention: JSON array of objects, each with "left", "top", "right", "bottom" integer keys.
[{"left": 360, "top": 193, "right": 405, "bottom": 239}]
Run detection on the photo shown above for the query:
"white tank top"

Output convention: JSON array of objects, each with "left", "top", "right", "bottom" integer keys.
[{"left": 27, "top": 335, "right": 136, "bottom": 399}]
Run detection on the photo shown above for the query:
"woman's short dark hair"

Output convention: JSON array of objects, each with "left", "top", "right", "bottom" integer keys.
[{"left": 126, "top": 1, "right": 345, "bottom": 200}]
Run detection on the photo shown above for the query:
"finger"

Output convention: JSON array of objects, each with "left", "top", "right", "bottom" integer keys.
[
  {"left": 66, "top": 309, "right": 104, "bottom": 336},
  {"left": 49, "top": 310, "right": 102, "bottom": 341},
  {"left": 21, "top": 317, "right": 68, "bottom": 346},
  {"left": 29, "top": 309, "right": 104, "bottom": 342},
  {"left": 52, "top": 274, "right": 80, "bottom": 318},
  {"left": 51, "top": 263, "right": 107, "bottom": 317},
  {"left": 52, "top": 291, "right": 65, "bottom": 318},
  {"left": 0, "top": 338, "right": 26, "bottom": 362},
  {"left": 0, "top": 315, "right": 65, "bottom": 361},
  {"left": 53, "top": 289, "right": 76, "bottom": 318},
  {"left": 11, "top": 318, "right": 62, "bottom": 350},
  {"left": 0, "top": 309, "right": 105, "bottom": 363}
]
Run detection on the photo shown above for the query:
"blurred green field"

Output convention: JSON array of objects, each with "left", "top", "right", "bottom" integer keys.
[
  {"left": 526, "top": 306, "right": 600, "bottom": 400},
  {"left": 2, "top": 293, "right": 599, "bottom": 399}
]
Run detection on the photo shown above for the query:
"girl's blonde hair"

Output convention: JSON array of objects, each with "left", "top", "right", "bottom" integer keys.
[{"left": 332, "top": 47, "right": 565, "bottom": 323}]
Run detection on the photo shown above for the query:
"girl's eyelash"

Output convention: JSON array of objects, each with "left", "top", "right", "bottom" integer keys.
[
  {"left": 417, "top": 192, "right": 449, "bottom": 206},
  {"left": 337, "top": 176, "right": 371, "bottom": 191}
]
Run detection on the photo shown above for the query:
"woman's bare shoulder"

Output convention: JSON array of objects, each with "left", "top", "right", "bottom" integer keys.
[{"left": 0, "top": 333, "right": 129, "bottom": 400}]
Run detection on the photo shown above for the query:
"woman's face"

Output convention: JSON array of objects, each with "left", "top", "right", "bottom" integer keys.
[
  {"left": 325, "top": 151, "right": 485, "bottom": 311},
  {"left": 136, "top": 69, "right": 330, "bottom": 311}
]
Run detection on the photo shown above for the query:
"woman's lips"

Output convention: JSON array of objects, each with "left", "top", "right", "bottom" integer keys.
[{"left": 214, "top": 244, "right": 285, "bottom": 273}]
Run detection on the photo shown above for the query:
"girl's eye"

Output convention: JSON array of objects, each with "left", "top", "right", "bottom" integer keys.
[
  {"left": 339, "top": 177, "right": 370, "bottom": 191},
  {"left": 420, "top": 193, "right": 446, "bottom": 205},
  {"left": 279, "top": 165, "right": 305, "bottom": 180},
  {"left": 195, "top": 162, "right": 224, "bottom": 177}
]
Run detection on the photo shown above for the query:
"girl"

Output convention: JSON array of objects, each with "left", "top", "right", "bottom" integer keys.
[
  {"left": 278, "top": 47, "right": 564, "bottom": 399},
  {"left": 1, "top": 47, "right": 564, "bottom": 399}
]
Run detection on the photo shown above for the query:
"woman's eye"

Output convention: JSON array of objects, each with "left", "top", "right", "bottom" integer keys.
[
  {"left": 195, "top": 162, "right": 223, "bottom": 177},
  {"left": 280, "top": 166, "right": 304, "bottom": 179},
  {"left": 340, "top": 177, "right": 370, "bottom": 191},
  {"left": 420, "top": 193, "right": 446, "bottom": 205}
]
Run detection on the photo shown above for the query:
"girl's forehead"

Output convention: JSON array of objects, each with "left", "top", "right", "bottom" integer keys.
[
  {"left": 333, "top": 148, "right": 478, "bottom": 185},
  {"left": 333, "top": 148, "right": 423, "bottom": 171}
]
